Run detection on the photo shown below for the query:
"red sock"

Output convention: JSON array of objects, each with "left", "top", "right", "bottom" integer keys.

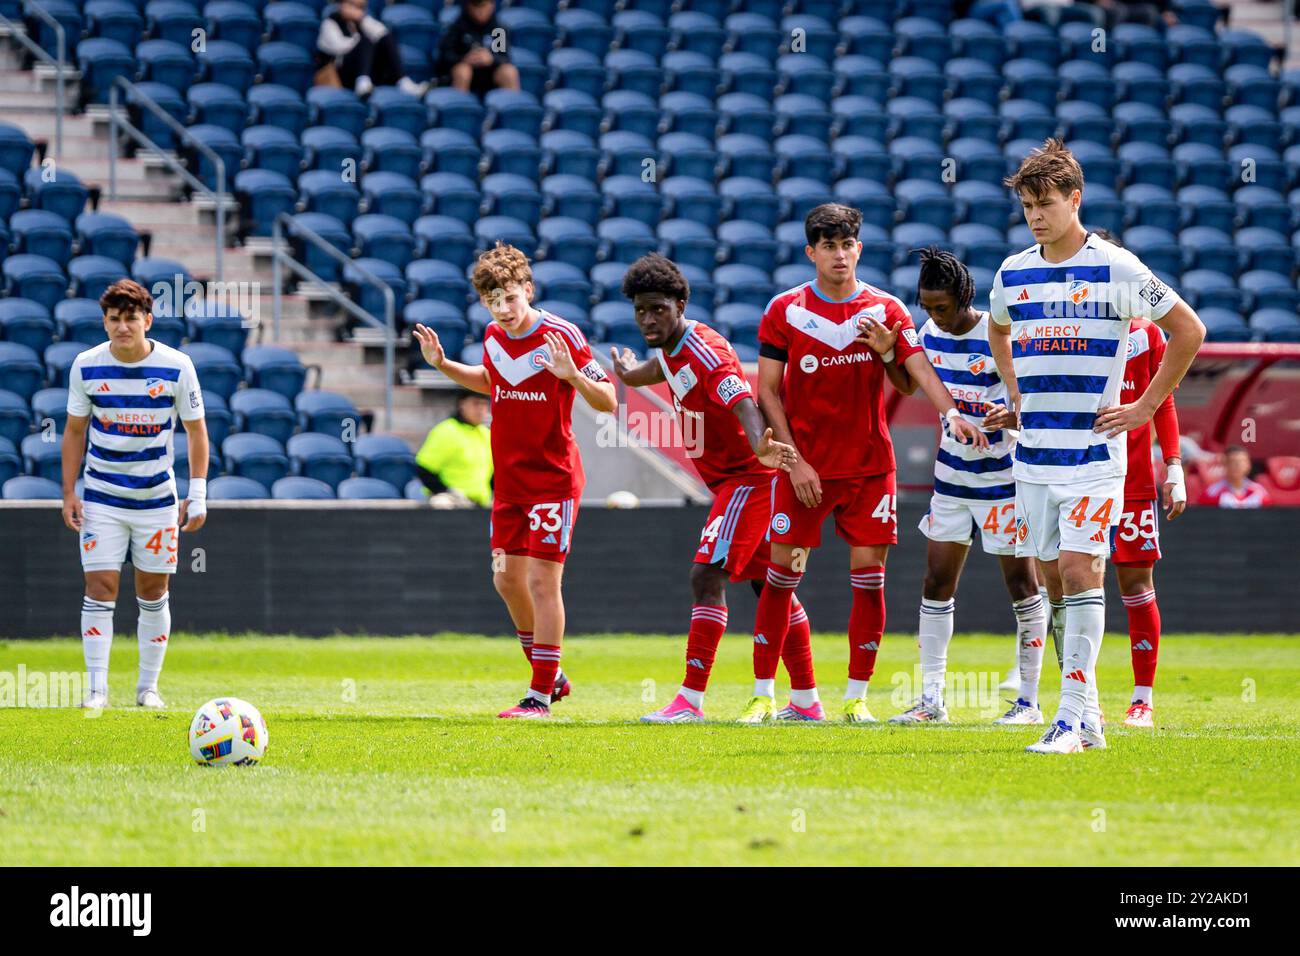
[
  {"left": 516, "top": 630, "right": 533, "bottom": 662},
  {"left": 753, "top": 565, "right": 801, "bottom": 680},
  {"left": 848, "top": 566, "right": 886, "bottom": 682},
  {"left": 1122, "top": 587, "right": 1160, "bottom": 689},
  {"left": 682, "top": 604, "right": 727, "bottom": 692},
  {"left": 529, "top": 643, "right": 562, "bottom": 697},
  {"left": 781, "top": 601, "right": 816, "bottom": 690}
]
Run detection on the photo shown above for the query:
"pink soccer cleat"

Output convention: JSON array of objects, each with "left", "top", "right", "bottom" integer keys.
[
  {"left": 1123, "top": 700, "right": 1154, "bottom": 728},
  {"left": 776, "top": 700, "right": 827, "bottom": 721},
  {"left": 551, "top": 673, "right": 572, "bottom": 703},
  {"left": 640, "top": 693, "right": 705, "bottom": 724},
  {"left": 498, "top": 697, "right": 551, "bottom": 719}
]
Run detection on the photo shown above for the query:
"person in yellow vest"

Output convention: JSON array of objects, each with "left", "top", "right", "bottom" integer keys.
[{"left": 415, "top": 390, "right": 492, "bottom": 507}]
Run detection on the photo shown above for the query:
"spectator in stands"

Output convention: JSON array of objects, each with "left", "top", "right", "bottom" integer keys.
[
  {"left": 316, "top": 0, "right": 428, "bottom": 98},
  {"left": 1079, "top": 0, "right": 1178, "bottom": 27},
  {"left": 415, "top": 390, "right": 492, "bottom": 508},
  {"left": 1199, "top": 446, "right": 1272, "bottom": 509},
  {"left": 434, "top": 0, "right": 520, "bottom": 97}
]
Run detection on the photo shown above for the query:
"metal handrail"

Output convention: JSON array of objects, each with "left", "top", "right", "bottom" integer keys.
[
  {"left": 107, "top": 76, "right": 226, "bottom": 283},
  {"left": 0, "top": 4, "right": 66, "bottom": 158},
  {"left": 272, "top": 213, "right": 396, "bottom": 431}
]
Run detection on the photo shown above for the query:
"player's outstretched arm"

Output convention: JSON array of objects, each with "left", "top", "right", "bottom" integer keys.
[
  {"left": 1095, "top": 302, "right": 1206, "bottom": 438},
  {"left": 732, "top": 397, "right": 795, "bottom": 472},
  {"left": 855, "top": 318, "right": 917, "bottom": 395},
  {"left": 901, "top": 351, "right": 989, "bottom": 449},
  {"left": 60, "top": 414, "right": 89, "bottom": 532},
  {"left": 180, "top": 417, "right": 209, "bottom": 532},
  {"left": 608, "top": 347, "right": 666, "bottom": 388},
  {"left": 542, "top": 331, "right": 617, "bottom": 413},
  {"left": 412, "top": 323, "right": 490, "bottom": 394}
]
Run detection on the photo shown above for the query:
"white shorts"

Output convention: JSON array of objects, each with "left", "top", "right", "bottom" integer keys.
[
  {"left": 1014, "top": 476, "right": 1124, "bottom": 561},
  {"left": 79, "top": 502, "right": 180, "bottom": 574},
  {"left": 918, "top": 493, "right": 1017, "bottom": 556}
]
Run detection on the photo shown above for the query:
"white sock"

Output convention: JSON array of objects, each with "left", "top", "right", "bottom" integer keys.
[
  {"left": 81, "top": 596, "right": 115, "bottom": 695},
  {"left": 136, "top": 594, "right": 171, "bottom": 694},
  {"left": 1055, "top": 589, "right": 1105, "bottom": 730},
  {"left": 1012, "top": 593, "right": 1046, "bottom": 707},
  {"left": 1082, "top": 673, "right": 1102, "bottom": 731},
  {"left": 678, "top": 686, "right": 704, "bottom": 709},
  {"left": 753, "top": 678, "right": 775, "bottom": 698},
  {"left": 525, "top": 688, "right": 551, "bottom": 705},
  {"left": 918, "top": 597, "right": 954, "bottom": 704},
  {"left": 789, "top": 687, "right": 819, "bottom": 707},
  {"left": 1133, "top": 685, "right": 1153, "bottom": 705},
  {"left": 844, "top": 678, "right": 869, "bottom": 700}
]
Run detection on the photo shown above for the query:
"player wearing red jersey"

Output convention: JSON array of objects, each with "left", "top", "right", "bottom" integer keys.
[
  {"left": 1107, "top": 314, "right": 1186, "bottom": 728},
  {"left": 412, "top": 243, "right": 616, "bottom": 719},
  {"left": 753, "top": 204, "right": 987, "bottom": 722},
  {"left": 607, "top": 255, "right": 818, "bottom": 723}
]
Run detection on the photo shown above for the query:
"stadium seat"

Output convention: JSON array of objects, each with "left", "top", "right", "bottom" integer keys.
[
  {"left": 77, "top": 38, "right": 135, "bottom": 105},
  {"left": 288, "top": 212, "right": 350, "bottom": 283},
  {"left": 0, "top": 435, "right": 20, "bottom": 487},
  {"left": 248, "top": 84, "right": 308, "bottom": 137},
  {"left": 353, "top": 214, "right": 417, "bottom": 271},
  {"left": 243, "top": 345, "right": 308, "bottom": 400},
  {"left": 338, "top": 476, "right": 401, "bottom": 500},
  {"left": 1124, "top": 184, "right": 1182, "bottom": 234},
  {"left": 11, "top": 210, "right": 74, "bottom": 267},
  {"left": 774, "top": 93, "right": 832, "bottom": 142},
  {"left": 138, "top": 39, "right": 197, "bottom": 94},
  {"left": 287, "top": 431, "right": 355, "bottom": 489},
  {"left": 421, "top": 129, "right": 482, "bottom": 182},
  {"left": 404, "top": 300, "right": 469, "bottom": 363},
  {"left": 717, "top": 92, "right": 776, "bottom": 141},
  {"left": 541, "top": 174, "right": 602, "bottom": 226},
  {"left": 1241, "top": 271, "right": 1300, "bottom": 313},
  {"left": 3, "top": 255, "right": 66, "bottom": 311},
  {"left": 208, "top": 475, "right": 270, "bottom": 499},
  {"left": 231, "top": 389, "right": 296, "bottom": 445},
  {"left": 189, "top": 83, "right": 249, "bottom": 136},
  {"left": 299, "top": 169, "right": 361, "bottom": 222},
  {"left": 56, "top": 298, "right": 110, "bottom": 347},
  {"left": 540, "top": 129, "right": 600, "bottom": 181},
  {"left": 362, "top": 127, "right": 421, "bottom": 181},
  {"left": 473, "top": 215, "right": 536, "bottom": 258},
  {"left": 831, "top": 135, "right": 891, "bottom": 184},
  {"left": 272, "top": 476, "right": 335, "bottom": 499},
  {"left": 265, "top": 1, "right": 319, "bottom": 51},
  {"left": 420, "top": 172, "right": 484, "bottom": 225},
  {"left": 1236, "top": 227, "right": 1296, "bottom": 276},
  {"left": 75, "top": 212, "right": 139, "bottom": 268},
  {"left": 592, "top": 301, "right": 641, "bottom": 351},
  {"left": 184, "top": 342, "right": 242, "bottom": 401},
  {"left": 2, "top": 476, "right": 61, "bottom": 499},
  {"left": 1250, "top": 308, "right": 1300, "bottom": 342},
  {"left": 0, "top": 390, "right": 30, "bottom": 445},
  {"left": 234, "top": 168, "right": 297, "bottom": 238},
  {"left": 1198, "top": 307, "right": 1252, "bottom": 343},
  {"left": 21, "top": 432, "right": 61, "bottom": 482},
  {"left": 537, "top": 217, "right": 600, "bottom": 274},
  {"left": 257, "top": 41, "right": 315, "bottom": 95},
  {"left": 222, "top": 433, "right": 290, "bottom": 488},
  {"left": 659, "top": 219, "right": 716, "bottom": 273},
  {"left": 0, "top": 299, "right": 56, "bottom": 355},
  {"left": 1236, "top": 186, "right": 1294, "bottom": 235},
  {"left": 295, "top": 390, "right": 362, "bottom": 440},
  {"left": 353, "top": 434, "right": 416, "bottom": 492},
  {"left": 414, "top": 215, "right": 477, "bottom": 270},
  {"left": 406, "top": 259, "right": 470, "bottom": 308}
]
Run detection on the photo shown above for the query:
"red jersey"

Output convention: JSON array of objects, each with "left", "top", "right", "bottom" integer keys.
[
  {"left": 656, "top": 321, "right": 771, "bottom": 493},
  {"left": 1121, "top": 317, "right": 1180, "bottom": 501},
  {"left": 1199, "top": 478, "right": 1271, "bottom": 509},
  {"left": 482, "top": 310, "right": 608, "bottom": 504},
  {"left": 758, "top": 279, "right": 924, "bottom": 479}
]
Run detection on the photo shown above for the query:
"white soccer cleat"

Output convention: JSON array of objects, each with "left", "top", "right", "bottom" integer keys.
[
  {"left": 993, "top": 698, "right": 1044, "bottom": 725},
  {"left": 136, "top": 688, "right": 166, "bottom": 709},
  {"left": 1025, "top": 720, "right": 1083, "bottom": 754},
  {"left": 997, "top": 669, "right": 1021, "bottom": 692},
  {"left": 641, "top": 693, "right": 705, "bottom": 724},
  {"left": 888, "top": 698, "right": 949, "bottom": 724},
  {"left": 1079, "top": 721, "right": 1108, "bottom": 750},
  {"left": 1123, "top": 701, "right": 1154, "bottom": 728},
  {"left": 81, "top": 691, "right": 108, "bottom": 710}
]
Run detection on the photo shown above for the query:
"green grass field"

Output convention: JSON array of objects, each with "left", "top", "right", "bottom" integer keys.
[{"left": 1, "top": 632, "right": 1296, "bottom": 866}]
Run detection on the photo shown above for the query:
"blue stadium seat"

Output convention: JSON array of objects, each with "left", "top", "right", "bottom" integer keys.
[
  {"left": 307, "top": 86, "right": 370, "bottom": 140},
  {"left": 299, "top": 168, "right": 361, "bottom": 222},
  {"left": 717, "top": 92, "right": 776, "bottom": 142},
  {"left": 426, "top": 87, "right": 486, "bottom": 139},
  {"left": 286, "top": 431, "right": 354, "bottom": 489},
  {"left": 721, "top": 16, "right": 780, "bottom": 67},
  {"left": 337, "top": 476, "right": 400, "bottom": 499},
  {"left": 718, "top": 302, "right": 761, "bottom": 350},
  {"left": 1124, "top": 226, "right": 1183, "bottom": 279},
  {"left": 602, "top": 175, "right": 663, "bottom": 227},
  {"left": 1180, "top": 185, "right": 1237, "bottom": 232},
  {"left": 1221, "top": 28, "right": 1273, "bottom": 71},
  {"left": 0, "top": 169, "right": 20, "bottom": 222},
  {"left": 413, "top": 215, "right": 476, "bottom": 270},
  {"left": 60, "top": 298, "right": 112, "bottom": 347},
  {"left": 1182, "top": 269, "right": 1246, "bottom": 313},
  {"left": 537, "top": 217, "right": 599, "bottom": 273},
  {"left": 1000, "top": 99, "right": 1056, "bottom": 143},
  {"left": 1198, "top": 307, "right": 1251, "bottom": 343},
  {"left": 551, "top": 33, "right": 607, "bottom": 90},
  {"left": 891, "top": 55, "right": 946, "bottom": 105},
  {"left": 24, "top": 166, "right": 88, "bottom": 222},
  {"left": 205, "top": 0, "right": 262, "bottom": 53},
  {"left": 1113, "top": 61, "right": 1170, "bottom": 111},
  {"left": 0, "top": 339, "right": 44, "bottom": 402},
  {"left": 896, "top": 179, "right": 954, "bottom": 231},
  {"left": 592, "top": 301, "right": 639, "bottom": 349},
  {"left": 405, "top": 300, "right": 469, "bottom": 363},
  {"left": 21, "top": 432, "right": 61, "bottom": 482},
  {"left": 301, "top": 125, "right": 361, "bottom": 174},
  {"left": 774, "top": 93, "right": 831, "bottom": 142},
  {"left": 944, "top": 58, "right": 1002, "bottom": 108},
  {"left": 951, "top": 223, "right": 1010, "bottom": 273},
  {"left": 1180, "top": 226, "right": 1238, "bottom": 275},
  {"left": 842, "top": 15, "right": 897, "bottom": 64},
  {"left": 540, "top": 129, "right": 599, "bottom": 181},
  {"left": 183, "top": 342, "right": 242, "bottom": 401},
  {"left": 86, "top": 0, "right": 144, "bottom": 50},
  {"left": 832, "top": 178, "right": 894, "bottom": 232},
  {"left": 361, "top": 171, "right": 424, "bottom": 226},
  {"left": 1003, "top": 59, "right": 1058, "bottom": 111},
  {"left": 248, "top": 84, "right": 308, "bottom": 137},
  {"left": 184, "top": 124, "right": 243, "bottom": 191},
  {"left": 1058, "top": 100, "right": 1113, "bottom": 146},
  {"left": 361, "top": 127, "right": 421, "bottom": 181},
  {"left": 243, "top": 345, "right": 307, "bottom": 400},
  {"left": 287, "top": 212, "right": 350, "bottom": 282},
  {"left": 3, "top": 255, "right": 65, "bottom": 312},
  {"left": 479, "top": 176, "right": 542, "bottom": 233},
  {"left": 1227, "top": 104, "right": 1282, "bottom": 151},
  {"left": 531, "top": 260, "right": 592, "bottom": 309},
  {"left": 660, "top": 132, "right": 720, "bottom": 183},
  {"left": 421, "top": 129, "right": 481, "bottom": 181},
  {"left": 265, "top": 1, "right": 319, "bottom": 51},
  {"left": 1170, "top": 63, "right": 1225, "bottom": 111},
  {"left": 353, "top": 434, "right": 415, "bottom": 491},
  {"left": 2, "top": 475, "right": 61, "bottom": 499},
  {"left": 200, "top": 392, "right": 233, "bottom": 449},
  {"left": 661, "top": 176, "right": 721, "bottom": 230},
  {"left": 1125, "top": 184, "right": 1182, "bottom": 234},
  {"left": 0, "top": 435, "right": 20, "bottom": 487},
  {"left": 208, "top": 475, "right": 270, "bottom": 499},
  {"left": 0, "top": 390, "right": 30, "bottom": 445},
  {"left": 954, "top": 180, "right": 1012, "bottom": 232},
  {"left": 231, "top": 388, "right": 295, "bottom": 444},
  {"left": 77, "top": 38, "right": 135, "bottom": 104},
  {"left": 1249, "top": 308, "right": 1300, "bottom": 342},
  {"left": 234, "top": 167, "right": 296, "bottom": 238},
  {"left": 1118, "top": 142, "right": 1175, "bottom": 189},
  {"left": 146, "top": 1, "right": 204, "bottom": 49},
  {"left": 362, "top": 88, "right": 424, "bottom": 141},
  {"left": 257, "top": 41, "right": 315, "bottom": 95},
  {"left": 138, "top": 38, "right": 197, "bottom": 93},
  {"left": 0, "top": 298, "right": 55, "bottom": 355},
  {"left": 222, "top": 433, "right": 290, "bottom": 488},
  {"left": 1172, "top": 141, "right": 1230, "bottom": 190},
  {"left": 1241, "top": 271, "right": 1300, "bottom": 312},
  {"left": 713, "top": 263, "right": 773, "bottom": 309},
  {"left": 10, "top": 210, "right": 73, "bottom": 268},
  {"left": 1236, "top": 227, "right": 1296, "bottom": 276},
  {"left": 950, "top": 136, "right": 1005, "bottom": 185},
  {"left": 660, "top": 218, "right": 718, "bottom": 273},
  {"left": 1235, "top": 186, "right": 1293, "bottom": 234},
  {"left": 187, "top": 299, "right": 249, "bottom": 354},
  {"left": 481, "top": 128, "right": 541, "bottom": 182},
  {"left": 74, "top": 212, "right": 138, "bottom": 268},
  {"left": 1168, "top": 22, "right": 1221, "bottom": 69},
  {"left": 406, "top": 259, "right": 470, "bottom": 308},
  {"left": 272, "top": 476, "right": 334, "bottom": 499},
  {"left": 716, "top": 219, "right": 777, "bottom": 273},
  {"left": 660, "top": 91, "right": 720, "bottom": 142},
  {"left": 896, "top": 15, "right": 950, "bottom": 67},
  {"left": 294, "top": 391, "right": 362, "bottom": 440},
  {"left": 541, "top": 174, "right": 602, "bottom": 226},
  {"left": 420, "top": 171, "right": 483, "bottom": 225}
]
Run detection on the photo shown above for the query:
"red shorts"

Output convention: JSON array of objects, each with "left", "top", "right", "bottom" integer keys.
[
  {"left": 491, "top": 497, "right": 579, "bottom": 564},
  {"left": 770, "top": 472, "right": 897, "bottom": 549},
  {"left": 694, "top": 477, "right": 774, "bottom": 582},
  {"left": 1109, "top": 497, "right": 1162, "bottom": 566}
]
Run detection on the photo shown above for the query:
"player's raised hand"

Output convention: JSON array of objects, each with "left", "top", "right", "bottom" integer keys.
[
  {"left": 411, "top": 323, "right": 445, "bottom": 370},
  {"left": 609, "top": 346, "right": 640, "bottom": 382},
  {"left": 540, "top": 330, "right": 578, "bottom": 381},
  {"left": 790, "top": 457, "right": 822, "bottom": 508},
  {"left": 62, "top": 494, "right": 82, "bottom": 533},
  {"left": 948, "top": 416, "right": 989, "bottom": 449},
  {"left": 855, "top": 316, "right": 898, "bottom": 357},
  {"left": 755, "top": 427, "right": 797, "bottom": 472},
  {"left": 1094, "top": 402, "right": 1153, "bottom": 438}
]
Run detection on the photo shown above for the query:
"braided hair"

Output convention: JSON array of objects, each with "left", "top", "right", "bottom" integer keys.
[{"left": 914, "top": 246, "right": 975, "bottom": 313}]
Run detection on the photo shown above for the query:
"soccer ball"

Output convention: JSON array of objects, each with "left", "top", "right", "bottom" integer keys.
[{"left": 188, "top": 697, "right": 268, "bottom": 766}]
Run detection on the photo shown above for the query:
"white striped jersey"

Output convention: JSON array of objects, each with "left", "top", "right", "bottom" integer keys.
[
  {"left": 989, "top": 233, "right": 1180, "bottom": 485},
  {"left": 66, "top": 340, "right": 205, "bottom": 511},
  {"left": 919, "top": 312, "right": 1015, "bottom": 502}
]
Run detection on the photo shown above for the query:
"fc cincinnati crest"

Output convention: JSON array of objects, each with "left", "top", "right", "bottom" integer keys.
[
  {"left": 771, "top": 512, "right": 791, "bottom": 534},
  {"left": 1068, "top": 279, "right": 1090, "bottom": 305},
  {"left": 81, "top": 530, "right": 97, "bottom": 552},
  {"left": 967, "top": 354, "right": 986, "bottom": 375},
  {"left": 145, "top": 377, "right": 166, "bottom": 398}
]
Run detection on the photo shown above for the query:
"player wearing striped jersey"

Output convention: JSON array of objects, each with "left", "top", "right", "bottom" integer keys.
[
  {"left": 606, "top": 255, "right": 815, "bottom": 723},
  {"left": 986, "top": 141, "right": 1205, "bottom": 754},
  {"left": 413, "top": 243, "right": 616, "bottom": 719},
  {"left": 753, "top": 204, "right": 987, "bottom": 723},
  {"left": 60, "top": 279, "right": 210, "bottom": 710},
  {"left": 879, "top": 249, "right": 1047, "bottom": 726}
]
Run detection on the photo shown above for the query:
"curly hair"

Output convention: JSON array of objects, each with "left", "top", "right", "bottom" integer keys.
[
  {"left": 621, "top": 253, "right": 690, "bottom": 302},
  {"left": 471, "top": 242, "right": 533, "bottom": 298},
  {"left": 99, "top": 278, "right": 153, "bottom": 317},
  {"left": 915, "top": 246, "right": 975, "bottom": 312},
  {"left": 804, "top": 203, "right": 862, "bottom": 246},
  {"left": 1005, "top": 138, "right": 1084, "bottom": 200}
]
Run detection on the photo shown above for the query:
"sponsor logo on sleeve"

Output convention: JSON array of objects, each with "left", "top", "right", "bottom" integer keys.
[
  {"left": 715, "top": 374, "right": 749, "bottom": 404},
  {"left": 189, "top": 390, "right": 200, "bottom": 409},
  {"left": 1138, "top": 277, "right": 1169, "bottom": 308},
  {"left": 902, "top": 328, "right": 919, "bottom": 348},
  {"left": 580, "top": 359, "right": 607, "bottom": 381}
]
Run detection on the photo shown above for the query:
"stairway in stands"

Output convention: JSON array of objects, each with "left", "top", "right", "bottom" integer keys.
[{"left": 0, "top": 34, "right": 442, "bottom": 451}]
